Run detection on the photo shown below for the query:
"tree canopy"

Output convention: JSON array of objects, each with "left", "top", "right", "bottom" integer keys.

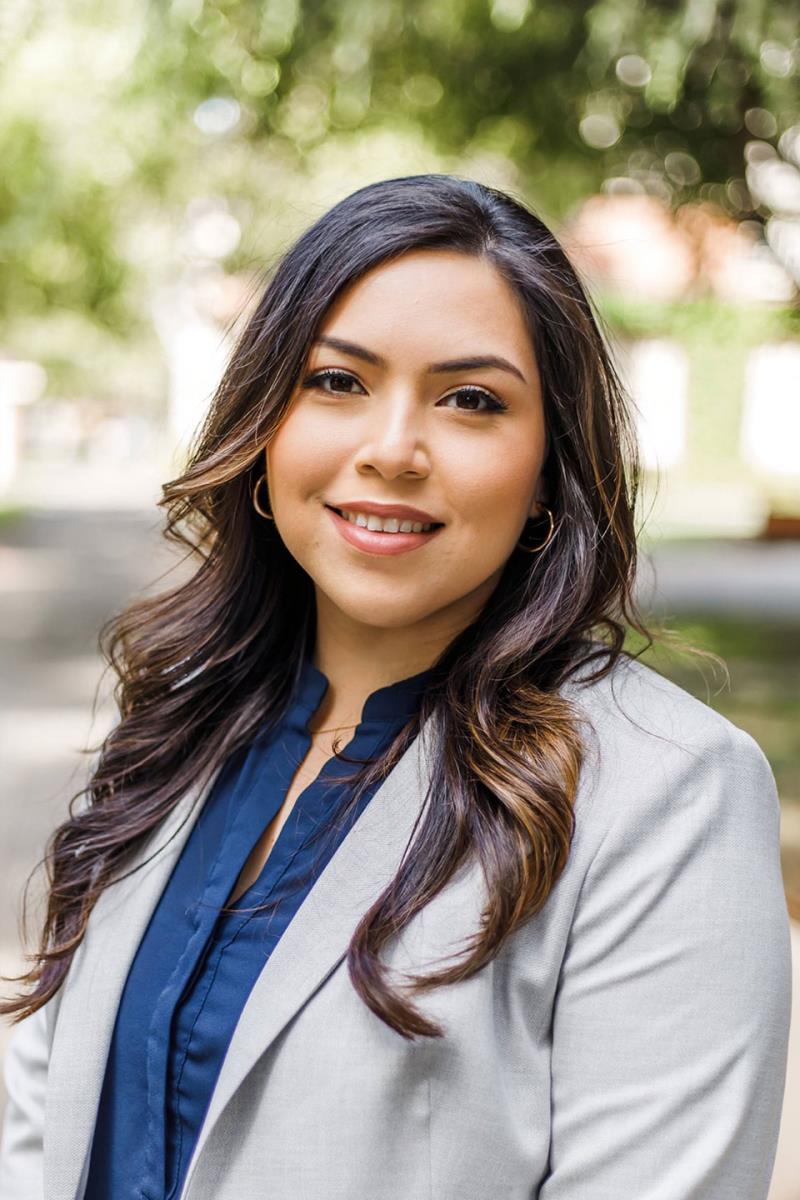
[{"left": 1, "top": 0, "right": 796, "bottom": 389}]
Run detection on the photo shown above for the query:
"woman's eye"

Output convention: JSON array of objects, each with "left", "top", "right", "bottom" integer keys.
[
  {"left": 303, "top": 369, "right": 365, "bottom": 395},
  {"left": 440, "top": 387, "right": 507, "bottom": 413},
  {"left": 302, "top": 371, "right": 507, "bottom": 413}
]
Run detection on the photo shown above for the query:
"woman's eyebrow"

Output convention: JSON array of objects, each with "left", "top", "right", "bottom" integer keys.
[{"left": 313, "top": 335, "right": 527, "bottom": 383}]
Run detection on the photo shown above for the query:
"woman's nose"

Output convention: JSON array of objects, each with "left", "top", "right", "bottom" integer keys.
[{"left": 353, "top": 393, "right": 431, "bottom": 479}]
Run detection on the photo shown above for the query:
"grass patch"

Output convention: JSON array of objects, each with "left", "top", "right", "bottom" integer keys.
[{"left": 0, "top": 505, "right": 25, "bottom": 530}]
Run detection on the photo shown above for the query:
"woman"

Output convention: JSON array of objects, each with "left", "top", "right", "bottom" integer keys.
[{"left": 0, "top": 175, "right": 792, "bottom": 1200}]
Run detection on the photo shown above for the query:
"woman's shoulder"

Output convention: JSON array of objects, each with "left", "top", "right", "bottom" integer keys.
[
  {"left": 563, "top": 647, "right": 768, "bottom": 769},
  {"left": 559, "top": 649, "right": 779, "bottom": 855}
]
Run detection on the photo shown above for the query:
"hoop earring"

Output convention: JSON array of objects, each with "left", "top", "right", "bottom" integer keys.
[
  {"left": 252, "top": 473, "right": 274, "bottom": 520},
  {"left": 516, "top": 506, "right": 555, "bottom": 553}
]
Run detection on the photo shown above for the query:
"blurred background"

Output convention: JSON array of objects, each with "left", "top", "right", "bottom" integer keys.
[{"left": 0, "top": 0, "right": 798, "bottom": 1193}]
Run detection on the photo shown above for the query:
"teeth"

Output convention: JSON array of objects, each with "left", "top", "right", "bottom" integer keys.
[{"left": 339, "top": 509, "right": 435, "bottom": 534}]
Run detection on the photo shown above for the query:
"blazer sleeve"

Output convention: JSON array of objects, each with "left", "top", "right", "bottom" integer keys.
[
  {"left": 0, "top": 1002, "right": 50, "bottom": 1200},
  {"left": 540, "top": 721, "right": 792, "bottom": 1200}
]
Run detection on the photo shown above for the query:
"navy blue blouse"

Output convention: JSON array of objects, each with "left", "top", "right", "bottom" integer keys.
[{"left": 84, "top": 656, "right": 433, "bottom": 1200}]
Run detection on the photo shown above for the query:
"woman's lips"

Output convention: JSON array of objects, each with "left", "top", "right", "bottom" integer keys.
[{"left": 325, "top": 505, "right": 444, "bottom": 557}]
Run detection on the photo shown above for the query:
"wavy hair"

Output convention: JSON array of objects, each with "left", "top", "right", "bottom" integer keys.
[{"left": 3, "top": 174, "right": 654, "bottom": 1037}]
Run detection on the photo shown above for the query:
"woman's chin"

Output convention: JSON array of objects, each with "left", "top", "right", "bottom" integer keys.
[{"left": 314, "top": 586, "right": 438, "bottom": 632}]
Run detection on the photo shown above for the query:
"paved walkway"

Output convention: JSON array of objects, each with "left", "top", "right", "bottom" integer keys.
[
  {"left": 637, "top": 535, "right": 800, "bottom": 618},
  {"left": 0, "top": 512, "right": 179, "bottom": 965}
]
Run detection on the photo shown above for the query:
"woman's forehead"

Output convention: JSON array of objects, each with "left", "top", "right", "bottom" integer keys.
[{"left": 313, "top": 251, "right": 538, "bottom": 372}]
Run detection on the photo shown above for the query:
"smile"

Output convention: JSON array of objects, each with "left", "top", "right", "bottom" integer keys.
[
  {"left": 334, "top": 507, "right": 438, "bottom": 533},
  {"left": 324, "top": 505, "right": 444, "bottom": 557}
]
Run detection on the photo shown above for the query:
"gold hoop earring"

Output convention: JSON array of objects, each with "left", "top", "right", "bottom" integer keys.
[
  {"left": 517, "top": 506, "right": 555, "bottom": 553},
  {"left": 252, "top": 473, "right": 274, "bottom": 520}
]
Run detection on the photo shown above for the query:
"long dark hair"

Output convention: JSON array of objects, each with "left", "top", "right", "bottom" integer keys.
[{"left": 3, "top": 174, "right": 653, "bottom": 1037}]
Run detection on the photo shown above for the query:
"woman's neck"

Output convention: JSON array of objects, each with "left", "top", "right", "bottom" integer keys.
[
  {"left": 308, "top": 649, "right": 435, "bottom": 733},
  {"left": 307, "top": 584, "right": 485, "bottom": 729}
]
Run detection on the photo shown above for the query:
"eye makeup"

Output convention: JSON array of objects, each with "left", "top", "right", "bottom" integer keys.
[{"left": 301, "top": 368, "right": 509, "bottom": 413}]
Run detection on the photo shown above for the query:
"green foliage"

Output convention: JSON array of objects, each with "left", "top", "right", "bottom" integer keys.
[
  {"left": 598, "top": 293, "right": 800, "bottom": 341},
  {"left": 0, "top": 117, "right": 129, "bottom": 327},
  {"left": 0, "top": 0, "right": 797, "bottom": 390}
]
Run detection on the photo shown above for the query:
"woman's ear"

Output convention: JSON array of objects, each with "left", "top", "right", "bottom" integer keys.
[{"left": 528, "top": 493, "right": 549, "bottom": 521}]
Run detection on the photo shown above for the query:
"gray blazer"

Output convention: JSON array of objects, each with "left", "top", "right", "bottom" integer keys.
[{"left": 0, "top": 656, "right": 792, "bottom": 1199}]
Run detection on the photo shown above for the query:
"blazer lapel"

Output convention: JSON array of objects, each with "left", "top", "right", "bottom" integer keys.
[
  {"left": 43, "top": 765, "right": 224, "bottom": 1200},
  {"left": 181, "top": 715, "right": 437, "bottom": 1196}
]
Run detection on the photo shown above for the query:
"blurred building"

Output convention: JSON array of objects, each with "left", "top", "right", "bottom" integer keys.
[{"left": 565, "top": 193, "right": 800, "bottom": 537}]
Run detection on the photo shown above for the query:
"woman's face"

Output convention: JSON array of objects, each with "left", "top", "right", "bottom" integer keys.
[{"left": 266, "top": 248, "right": 548, "bottom": 650}]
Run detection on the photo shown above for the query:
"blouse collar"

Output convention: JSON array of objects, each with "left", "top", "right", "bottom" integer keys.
[{"left": 290, "top": 654, "right": 434, "bottom": 727}]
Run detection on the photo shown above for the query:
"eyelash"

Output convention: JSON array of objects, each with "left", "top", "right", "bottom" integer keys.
[{"left": 301, "top": 369, "right": 509, "bottom": 414}]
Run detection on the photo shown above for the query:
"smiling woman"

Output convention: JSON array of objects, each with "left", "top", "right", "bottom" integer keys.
[
  {"left": 264, "top": 249, "right": 549, "bottom": 659},
  {"left": 0, "top": 175, "right": 791, "bottom": 1200}
]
